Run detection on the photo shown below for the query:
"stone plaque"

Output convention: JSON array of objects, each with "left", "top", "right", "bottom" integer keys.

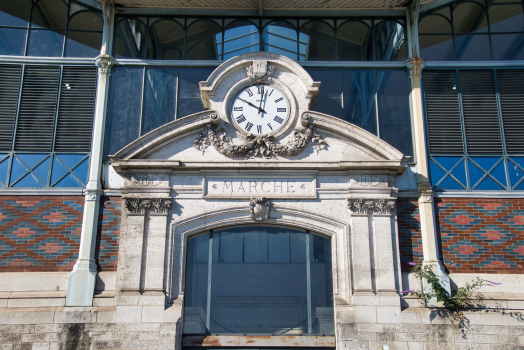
[
  {"left": 349, "top": 175, "right": 388, "bottom": 187},
  {"left": 204, "top": 175, "right": 316, "bottom": 198}
]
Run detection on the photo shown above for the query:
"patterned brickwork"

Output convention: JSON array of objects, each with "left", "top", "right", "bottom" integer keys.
[
  {"left": 397, "top": 197, "right": 423, "bottom": 271},
  {"left": 95, "top": 196, "right": 121, "bottom": 271},
  {"left": 0, "top": 196, "right": 84, "bottom": 272},
  {"left": 435, "top": 198, "right": 524, "bottom": 274}
]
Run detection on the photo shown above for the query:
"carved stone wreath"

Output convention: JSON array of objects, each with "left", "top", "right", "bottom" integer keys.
[
  {"left": 125, "top": 198, "right": 172, "bottom": 215},
  {"left": 249, "top": 197, "right": 270, "bottom": 221},
  {"left": 347, "top": 198, "right": 395, "bottom": 215},
  {"left": 193, "top": 125, "right": 327, "bottom": 159}
]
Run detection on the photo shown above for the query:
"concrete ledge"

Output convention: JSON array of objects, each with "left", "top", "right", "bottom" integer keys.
[{"left": 182, "top": 335, "right": 336, "bottom": 347}]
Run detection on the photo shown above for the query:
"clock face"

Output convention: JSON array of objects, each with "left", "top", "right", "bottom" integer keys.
[{"left": 231, "top": 85, "right": 290, "bottom": 136}]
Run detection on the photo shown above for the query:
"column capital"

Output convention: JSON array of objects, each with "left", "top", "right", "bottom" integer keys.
[
  {"left": 95, "top": 54, "right": 116, "bottom": 75},
  {"left": 125, "top": 198, "right": 173, "bottom": 216},
  {"left": 347, "top": 198, "right": 374, "bottom": 215},
  {"left": 373, "top": 199, "right": 395, "bottom": 216},
  {"left": 406, "top": 57, "right": 426, "bottom": 78}
]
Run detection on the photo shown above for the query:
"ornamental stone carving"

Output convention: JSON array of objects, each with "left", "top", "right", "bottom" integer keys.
[
  {"left": 95, "top": 54, "right": 116, "bottom": 75},
  {"left": 124, "top": 198, "right": 172, "bottom": 216},
  {"left": 249, "top": 197, "right": 270, "bottom": 221},
  {"left": 373, "top": 199, "right": 395, "bottom": 215},
  {"left": 348, "top": 198, "right": 374, "bottom": 215},
  {"left": 193, "top": 125, "right": 327, "bottom": 159},
  {"left": 245, "top": 60, "right": 274, "bottom": 83}
]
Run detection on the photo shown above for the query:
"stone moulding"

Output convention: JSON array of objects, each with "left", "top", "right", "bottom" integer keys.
[
  {"left": 348, "top": 198, "right": 395, "bottom": 215},
  {"left": 193, "top": 124, "right": 327, "bottom": 159},
  {"left": 249, "top": 197, "right": 270, "bottom": 221},
  {"left": 124, "top": 198, "right": 172, "bottom": 215}
]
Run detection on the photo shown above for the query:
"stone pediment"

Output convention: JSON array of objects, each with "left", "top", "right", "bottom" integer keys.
[{"left": 110, "top": 109, "right": 409, "bottom": 174}]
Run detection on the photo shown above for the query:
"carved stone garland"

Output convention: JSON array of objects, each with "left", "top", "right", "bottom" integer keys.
[
  {"left": 348, "top": 198, "right": 395, "bottom": 215},
  {"left": 125, "top": 198, "right": 172, "bottom": 215}
]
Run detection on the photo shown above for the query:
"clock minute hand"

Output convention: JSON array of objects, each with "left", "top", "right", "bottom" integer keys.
[{"left": 238, "top": 98, "right": 259, "bottom": 110}]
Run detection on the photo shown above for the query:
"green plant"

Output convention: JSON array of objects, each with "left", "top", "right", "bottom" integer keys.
[{"left": 403, "top": 263, "right": 501, "bottom": 312}]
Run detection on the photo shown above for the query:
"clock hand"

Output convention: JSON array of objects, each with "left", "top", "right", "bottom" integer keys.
[
  {"left": 238, "top": 98, "right": 259, "bottom": 110},
  {"left": 258, "top": 86, "right": 264, "bottom": 115},
  {"left": 260, "top": 89, "right": 268, "bottom": 118}
]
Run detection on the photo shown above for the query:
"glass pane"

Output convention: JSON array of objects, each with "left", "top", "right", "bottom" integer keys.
[
  {"left": 216, "top": 231, "right": 243, "bottom": 263},
  {"left": 310, "top": 234, "right": 333, "bottom": 335},
  {"left": 147, "top": 19, "right": 184, "bottom": 60},
  {"left": 114, "top": 19, "right": 147, "bottom": 59},
  {"left": 32, "top": 156, "right": 50, "bottom": 184},
  {"left": 67, "top": 11, "right": 103, "bottom": 31},
  {"left": 105, "top": 67, "right": 143, "bottom": 160},
  {"left": 453, "top": 2, "right": 488, "bottom": 33},
  {"left": 305, "top": 68, "right": 343, "bottom": 119},
  {"left": 419, "top": 15, "right": 452, "bottom": 33},
  {"left": 468, "top": 159, "right": 485, "bottom": 186},
  {"left": 51, "top": 156, "right": 68, "bottom": 185},
  {"left": 12, "top": 173, "right": 44, "bottom": 187},
  {"left": 18, "top": 154, "right": 47, "bottom": 169},
  {"left": 54, "top": 172, "right": 83, "bottom": 187},
  {"left": 337, "top": 21, "right": 373, "bottom": 61},
  {"left": 508, "top": 157, "right": 524, "bottom": 189},
  {"left": 177, "top": 67, "right": 215, "bottom": 118},
  {"left": 65, "top": 31, "right": 102, "bottom": 57},
  {"left": 27, "top": 29, "right": 64, "bottom": 57},
  {"left": 419, "top": 35, "right": 454, "bottom": 61},
  {"left": 492, "top": 33, "right": 524, "bottom": 60},
  {"left": 436, "top": 175, "right": 465, "bottom": 190},
  {"left": 0, "top": 155, "right": 9, "bottom": 186},
  {"left": 0, "top": 0, "right": 30, "bottom": 27},
  {"left": 377, "top": 70, "right": 413, "bottom": 158},
  {"left": 57, "top": 154, "right": 84, "bottom": 169},
  {"left": 184, "top": 233, "right": 209, "bottom": 334},
  {"left": 489, "top": 4, "right": 524, "bottom": 32},
  {"left": 454, "top": 34, "right": 491, "bottom": 60},
  {"left": 185, "top": 20, "right": 222, "bottom": 60},
  {"left": 474, "top": 176, "right": 504, "bottom": 190},
  {"left": 244, "top": 230, "right": 267, "bottom": 263},
  {"left": 142, "top": 68, "right": 177, "bottom": 134},
  {"left": 374, "top": 21, "right": 406, "bottom": 61},
  {"left": 491, "top": 160, "right": 507, "bottom": 188},
  {"left": 0, "top": 28, "right": 27, "bottom": 56},
  {"left": 267, "top": 232, "right": 290, "bottom": 263},
  {"left": 449, "top": 159, "right": 467, "bottom": 186},
  {"left": 223, "top": 21, "right": 259, "bottom": 60},
  {"left": 30, "top": 0, "right": 68, "bottom": 29},
  {"left": 342, "top": 69, "right": 377, "bottom": 135},
  {"left": 262, "top": 21, "right": 298, "bottom": 60},
  {"left": 71, "top": 157, "right": 89, "bottom": 184},
  {"left": 299, "top": 21, "right": 335, "bottom": 61},
  {"left": 430, "top": 159, "right": 447, "bottom": 187},
  {"left": 10, "top": 156, "right": 28, "bottom": 184},
  {"left": 471, "top": 157, "right": 500, "bottom": 171}
]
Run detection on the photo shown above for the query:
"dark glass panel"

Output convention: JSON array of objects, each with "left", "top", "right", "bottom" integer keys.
[
  {"left": 419, "top": 15, "right": 452, "bottom": 33},
  {"left": 183, "top": 233, "right": 210, "bottom": 334},
  {"left": 223, "top": 21, "right": 259, "bottom": 60},
  {"left": 305, "top": 68, "right": 343, "bottom": 119},
  {"left": 419, "top": 35, "right": 455, "bottom": 60},
  {"left": 0, "top": 28, "right": 27, "bottom": 55},
  {"left": 114, "top": 18, "right": 147, "bottom": 59},
  {"left": 453, "top": 2, "right": 488, "bottom": 33},
  {"left": 30, "top": 0, "right": 68, "bottom": 29},
  {"left": 67, "top": 11, "right": 103, "bottom": 31},
  {"left": 142, "top": 68, "right": 178, "bottom": 134},
  {"left": 262, "top": 21, "right": 298, "bottom": 60},
  {"left": 177, "top": 67, "right": 215, "bottom": 118},
  {"left": 342, "top": 69, "right": 377, "bottom": 135},
  {"left": 373, "top": 21, "right": 406, "bottom": 61},
  {"left": 377, "top": 70, "right": 413, "bottom": 159},
  {"left": 185, "top": 20, "right": 221, "bottom": 60},
  {"left": 489, "top": 4, "right": 524, "bottom": 32},
  {"left": 65, "top": 31, "right": 102, "bottom": 57},
  {"left": 27, "top": 29, "right": 64, "bottom": 57},
  {"left": 299, "top": 21, "right": 335, "bottom": 61},
  {"left": 104, "top": 67, "right": 143, "bottom": 160},
  {"left": 146, "top": 19, "right": 184, "bottom": 60},
  {"left": 337, "top": 21, "right": 373, "bottom": 61},
  {"left": 492, "top": 33, "right": 524, "bottom": 60},
  {"left": 454, "top": 34, "right": 491, "bottom": 60},
  {"left": 0, "top": 0, "right": 30, "bottom": 27},
  {"left": 310, "top": 234, "right": 333, "bottom": 335},
  {"left": 508, "top": 157, "right": 524, "bottom": 189}
]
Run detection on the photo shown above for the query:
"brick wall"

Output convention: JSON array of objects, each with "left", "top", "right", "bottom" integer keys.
[
  {"left": 95, "top": 197, "right": 121, "bottom": 271},
  {"left": 0, "top": 196, "right": 84, "bottom": 272},
  {"left": 397, "top": 197, "right": 423, "bottom": 271},
  {"left": 435, "top": 198, "right": 524, "bottom": 274}
]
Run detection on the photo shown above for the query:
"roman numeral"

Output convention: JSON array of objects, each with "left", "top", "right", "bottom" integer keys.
[
  {"left": 274, "top": 116, "right": 284, "bottom": 124},
  {"left": 236, "top": 114, "right": 246, "bottom": 123},
  {"left": 234, "top": 106, "right": 243, "bottom": 111},
  {"left": 275, "top": 97, "right": 283, "bottom": 103},
  {"left": 245, "top": 122, "right": 253, "bottom": 132},
  {"left": 257, "top": 125, "right": 262, "bottom": 134},
  {"left": 268, "top": 89, "right": 274, "bottom": 96},
  {"left": 257, "top": 86, "right": 263, "bottom": 94},
  {"left": 277, "top": 108, "right": 286, "bottom": 112},
  {"left": 246, "top": 89, "right": 253, "bottom": 97},
  {"left": 267, "top": 123, "right": 273, "bottom": 131}
]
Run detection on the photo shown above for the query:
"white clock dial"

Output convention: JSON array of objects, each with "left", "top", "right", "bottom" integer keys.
[{"left": 231, "top": 85, "right": 289, "bottom": 136}]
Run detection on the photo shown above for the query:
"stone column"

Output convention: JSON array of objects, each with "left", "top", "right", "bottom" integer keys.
[
  {"left": 348, "top": 198, "right": 374, "bottom": 293},
  {"left": 65, "top": 2, "right": 115, "bottom": 306},
  {"left": 121, "top": 199, "right": 147, "bottom": 292},
  {"left": 372, "top": 199, "right": 397, "bottom": 292}
]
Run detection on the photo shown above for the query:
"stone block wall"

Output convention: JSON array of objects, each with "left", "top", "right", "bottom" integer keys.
[
  {"left": 435, "top": 198, "right": 524, "bottom": 274},
  {"left": 0, "top": 196, "right": 84, "bottom": 272},
  {"left": 397, "top": 197, "right": 423, "bottom": 271},
  {"left": 95, "top": 197, "right": 122, "bottom": 272}
]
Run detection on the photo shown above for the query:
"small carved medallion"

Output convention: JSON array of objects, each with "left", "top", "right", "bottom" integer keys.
[
  {"left": 249, "top": 197, "right": 270, "bottom": 221},
  {"left": 125, "top": 198, "right": 173, "bottom": 216},
  {"left": 246, "top": 60, "right": 275, "bottom": 83}
]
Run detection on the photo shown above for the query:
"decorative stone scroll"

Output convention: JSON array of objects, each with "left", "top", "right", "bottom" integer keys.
[
  {"left": 193, "top": 125, "right": 327, "bottom": 159},
  {"left": 249, "top": 197, "right": 270, "bottom": 221},
  {"left": 246, "top": 60, "right": 275, "bottom": 83},
  {"left": 348, "top": 198, "right": 395, "bottom": 215},
  {"left": 124, "top": 198, "right": 172, "bottom": 216}
]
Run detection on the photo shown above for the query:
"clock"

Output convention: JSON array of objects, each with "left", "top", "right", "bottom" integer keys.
[{"left": 230, "top": 84, "right": 290, "bottom": 136}]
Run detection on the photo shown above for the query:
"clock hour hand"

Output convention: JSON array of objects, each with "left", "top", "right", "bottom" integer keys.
[
  {"left": 238, "top": 98, "right": 260, "bottom": 111},
  {"left": 258, "top": 86, "right": 264, "bottom": 114}
]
